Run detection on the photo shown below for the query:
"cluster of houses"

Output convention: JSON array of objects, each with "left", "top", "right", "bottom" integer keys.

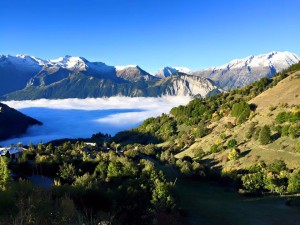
[{"left": 0, "top": 146, "right": 25, "bottom": 160}]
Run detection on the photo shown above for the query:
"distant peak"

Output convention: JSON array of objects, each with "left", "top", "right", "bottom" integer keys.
[{"left": 115, "top": 65, "right": 138, "bottom": 70}]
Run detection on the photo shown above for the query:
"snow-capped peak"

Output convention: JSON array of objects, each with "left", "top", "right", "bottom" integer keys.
[
  {"left": 173, "top": 67, "right": 191, "bottom": 74},
  {"left": 0, "top": 54, "right": 46, "bottom": 68},
  {"left": 49, "top": 55, "right": 88, "bottom": 70},
  {"left": 156, "top": 66, "right": 191, "bottom": 78},
  {"left": 216, "top": 51, "right": 300, "bottom": 71},
  {"left": 115, "top": 65, "right": 138, "bottom": 71}
]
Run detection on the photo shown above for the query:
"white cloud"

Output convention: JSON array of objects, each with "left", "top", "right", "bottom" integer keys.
[{"left": 0, "top": 97, "right": 191, "bottom": 146}]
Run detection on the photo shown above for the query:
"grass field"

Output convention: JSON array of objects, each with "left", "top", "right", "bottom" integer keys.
[
  {"left": 157, "top": 160, "right": 300, "bottom": 225},
  {"left": 176, "top": 179, "right": 300, "bottom": 225}
]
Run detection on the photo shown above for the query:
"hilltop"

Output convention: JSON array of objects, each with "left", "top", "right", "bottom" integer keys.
[{"left": 0, "top": 102, "right": 42, "bottom": 141}]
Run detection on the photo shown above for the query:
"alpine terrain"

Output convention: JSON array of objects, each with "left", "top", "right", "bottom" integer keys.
[{"left": 0, "top": 55, "right": 220, "bottom": 100}]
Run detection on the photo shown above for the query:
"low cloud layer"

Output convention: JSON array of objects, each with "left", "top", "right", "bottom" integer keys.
[{"left": 0, "top": 97, "right": 191, "bottom": 146}]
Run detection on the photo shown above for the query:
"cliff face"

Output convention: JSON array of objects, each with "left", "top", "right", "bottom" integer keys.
[
  {"left": 0, "top": 103, "right": 42, "bottom": 141},
  {"left": 157, "top": 75, "right": 221, "bottom": 97}
]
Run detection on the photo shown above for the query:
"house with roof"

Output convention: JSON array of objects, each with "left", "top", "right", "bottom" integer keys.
[{"left": 0, "top": 147, "right": 25, "bottom": 160}]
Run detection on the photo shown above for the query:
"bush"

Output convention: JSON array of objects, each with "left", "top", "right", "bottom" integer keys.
[
  {"left": 287, "top": 168, "right": 300, "bottom": 193},
  {"left": 231, "top": 102, "right": 251, "bottom": 124},
  {"left": 227, "top": 139, "right": 238, "bottom": 149},
  {"left": 193, "top": 148, "right": 205, "bottom": 159},
  {"left": 228, "top": 148, "right": 240, "bottom": 161},
  {"left": 210, "top": 144, "right": 221, "bottom": 153},
  {"left": 259, "top": 125, "right": 271, "bottom": 145},
  {"left": 246, "top": 123, "right": 256, "bottom": 139}
]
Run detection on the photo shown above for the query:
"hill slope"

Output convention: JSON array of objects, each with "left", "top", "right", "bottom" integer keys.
[
  {"left": 0, "top": 102, "right": 42, "bottom": 141},
  {"left": 177, "top": 69, "right": 300, "bottom": 168},
  {"left": 114, "top": 62, "right": 300, "bottom": 170}
]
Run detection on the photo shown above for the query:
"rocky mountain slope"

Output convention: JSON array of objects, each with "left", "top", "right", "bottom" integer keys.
[
  {"left": 191, "top": 51, "right": 300, "bottom": 90},
  {"left": 0, "top": 51, "right": 298, "bottom": 100},
  {"left": 0, "top": 102, "right": 42, "bottom": 141},
  {"left": 156, "top": 66, "right": 191, "bottom": 78},
  {"left": 0, "top": 55, "right": 220, "bottom": 100}
]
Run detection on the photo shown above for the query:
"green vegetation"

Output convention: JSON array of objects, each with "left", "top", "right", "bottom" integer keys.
[
  {"left": 0, "top": 157, "right": 11, "bottom": 191},
  {"left": 1, "top": 62, "right": 300, "bottom": 224},
  {"left": 0, "top": 141, "right": 179, "bottom": 225},
  {"left": 259, "top": 125, "right": 272, "bottom": 145}
]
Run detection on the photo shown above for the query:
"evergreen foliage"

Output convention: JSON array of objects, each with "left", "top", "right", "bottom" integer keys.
[{"left": 259, "top": 125, "right": 272, "bottom": 145}]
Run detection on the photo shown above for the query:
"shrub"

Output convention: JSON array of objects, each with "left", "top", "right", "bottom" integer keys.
[
  {"left": 193, "top": 148, "right": 205, "bottom": 159},
  {"left": 228, "top": 148, "right": 240, "bottom": 161},
  {"left": 259, "top": 125, "right": 271, "bottom": 145},
  {"left": 227, "top": 139, "right": 238, "bottom": 149},
  {"left": 287, "top": 168, "right": 300, "bottom": 193}
]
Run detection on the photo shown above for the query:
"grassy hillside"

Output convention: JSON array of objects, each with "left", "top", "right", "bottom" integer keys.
[
  {"left": 176, "top": 69, "right": 300, "bottom": 168},
  {"left": 113, "top": 61, "right": 300, "bottom": 185}
]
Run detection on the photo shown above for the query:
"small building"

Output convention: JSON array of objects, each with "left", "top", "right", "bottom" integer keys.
[
  {"left": 0, "top": 147, "right": 25, "bottom": 160},
  {"left": 84, "top": 142, "right": 97, "bottom": 147}
]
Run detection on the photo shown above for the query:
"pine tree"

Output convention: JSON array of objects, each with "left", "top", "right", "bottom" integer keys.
[
  {"left": 0, "top": 157, "right": 11, "bottom": 191},
  {"left": 259, "top": 125, "right": 271, "bottom": 145}
]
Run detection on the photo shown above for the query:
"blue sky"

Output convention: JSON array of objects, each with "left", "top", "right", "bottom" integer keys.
[{"left": 1, "top": 0, "right": 300, "bottom": 73}]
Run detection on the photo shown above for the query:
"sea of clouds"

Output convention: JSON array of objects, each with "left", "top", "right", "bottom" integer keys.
[{"left": 0, "top": 97, "right": 192, "bottom": 146}]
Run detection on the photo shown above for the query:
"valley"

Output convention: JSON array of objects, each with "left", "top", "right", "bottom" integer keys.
[{"left": 0, "top": 56, "right": 300, "bottom": 225}]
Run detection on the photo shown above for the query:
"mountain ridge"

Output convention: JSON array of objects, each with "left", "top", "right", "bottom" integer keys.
[{"left": 0, "top": 51, "right": 299, "bottom": 99}]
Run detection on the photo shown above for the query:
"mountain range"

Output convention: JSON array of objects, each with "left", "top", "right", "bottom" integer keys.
[{"left": 0, "top": 51, "right": 299, "bottom": 100}]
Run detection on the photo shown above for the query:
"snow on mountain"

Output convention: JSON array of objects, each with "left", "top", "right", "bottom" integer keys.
[
  {"left": 0, "top": 54, "right": 45, "bottom": 69},
  {"left": 173, "top": 67, "right": 191, "bottom": 74},
  {"left": 48, "top": 55, "right": 91, "bottom": 71},
  {"left": 192, "top": 51, "right": 300, "bottom": 90},
  {"left": 216, "top": 51, "right": 299, "bottom": 71},
  {"left": 115, "top": 65, "right": 138, "bottom": 71},
  {"left": 156, "top": 66, "right": 191, "bottom": 78},
  {"left": 0, "top": 51, "right": 299, "bottom": 98},
  {"left": 115, "top": 65, "right": 157, "bottom": 82}
]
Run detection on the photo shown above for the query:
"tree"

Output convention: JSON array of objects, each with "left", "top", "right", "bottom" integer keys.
[
  {"left": 246, "top": 122, "right": 256, "bottom": 139},
  {"left": 58, "top": 163, "right": 76, "bottom": 184},
  {"left": 227, "top": 139, "right": 238, "bottom": 149},
  {"left": 93, "top": 161, "right": 108, "bottom": 180},
  {"left": 267, "top": 159, "right": 287, "bottom": 174},
  {"left": 287, "top": 168, "right": 300, "bottom": 193},
  {"left": 0, "top": 157, "right": 11, "bottom": 191},
  {"left": 241, "top": 172, "right": 265, "bottom": 193},
  {"left": 151, "top": 181, "right": 175, "bottom": 209},
  {"left": 107, "top": 161, "right": 123, "bottom": 178},
  {"left": 259, "top": 125, "right": 271, "bottom": 145},
  {"left": 46, "top": 143, "right": 53, "bottom": 154},
  {"left": 228, "top": 148, "right": 240, "bottom": 161},
  {"left": 231, "top": 102, "right": 251, "bottom": 124}
]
